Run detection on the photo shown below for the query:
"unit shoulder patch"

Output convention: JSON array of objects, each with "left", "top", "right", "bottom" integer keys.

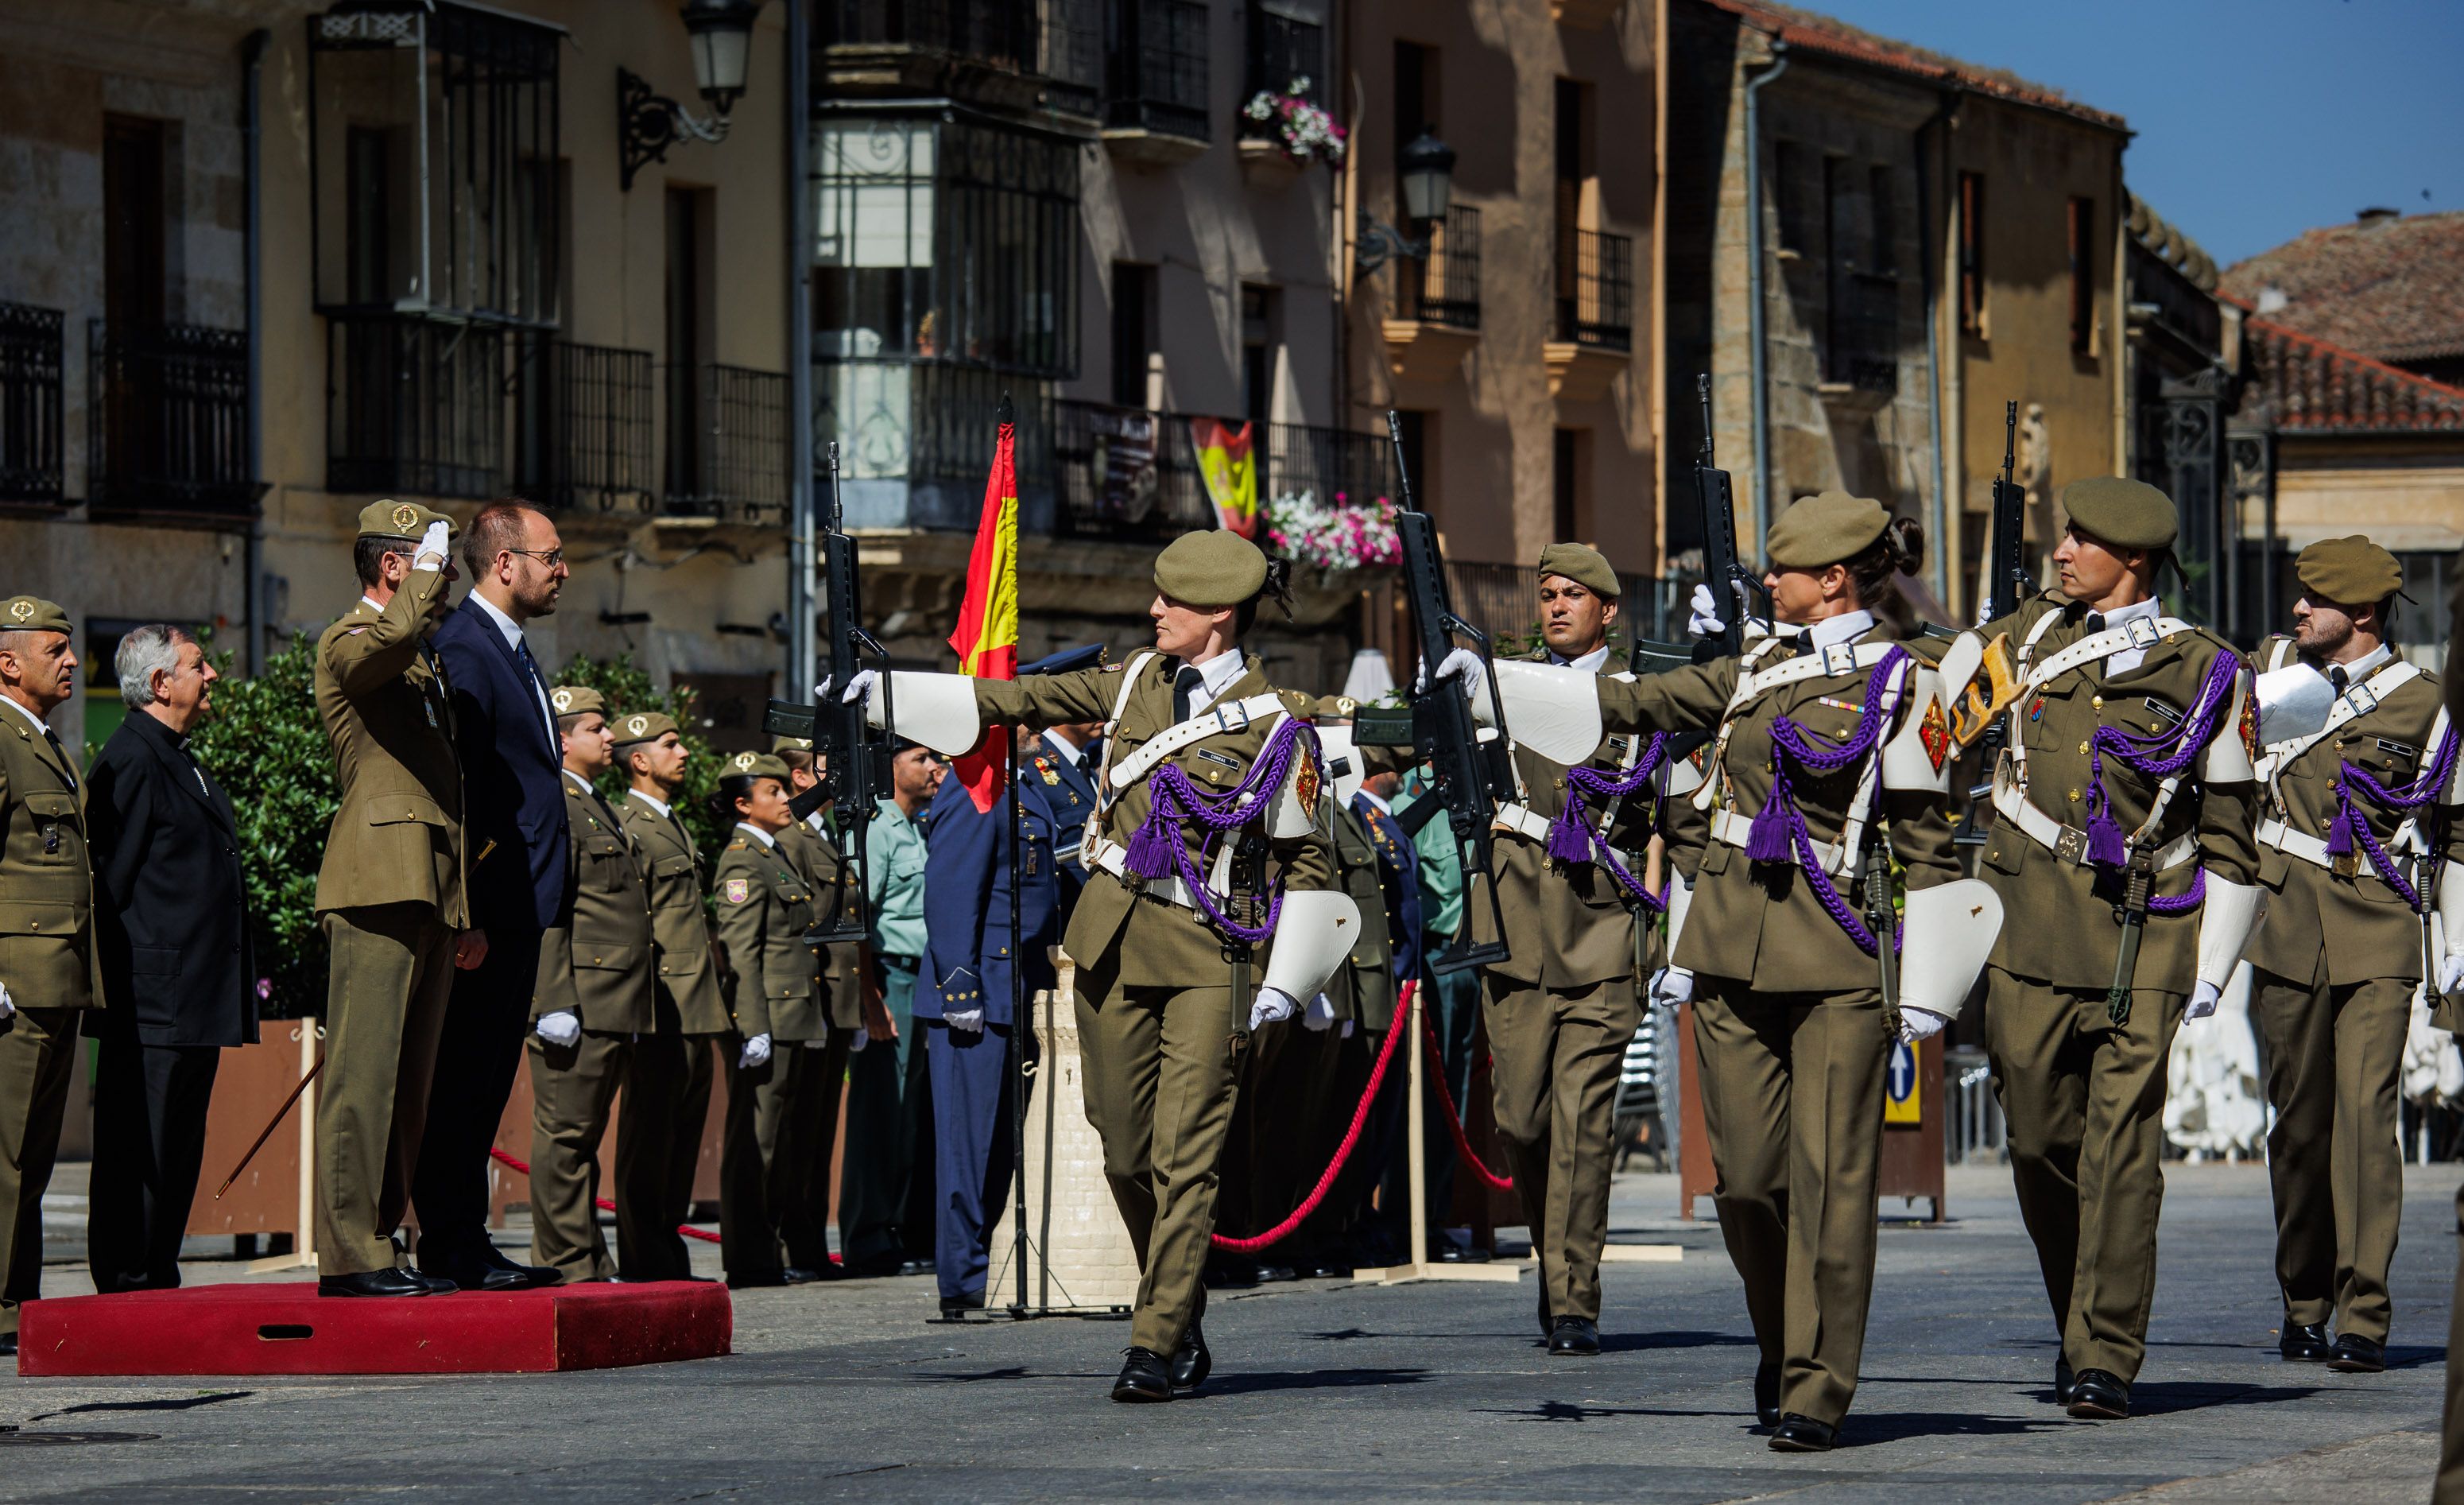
[
  {"left": 1919, "top": 696, "right": 1951, "bottom": 772},
  {"left": 723, "top": 878, "right": 750, "bottom": 904}
]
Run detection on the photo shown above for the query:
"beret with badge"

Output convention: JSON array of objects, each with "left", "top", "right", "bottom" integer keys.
[
  {"left": 357, "top": 499, "right": 460, "bottom": 543},
  {"left": 1153, "top": 529, "right": 1269, "bottom": 608},
  {"left": 2295, "top": 534, "right": 2408, "bottom": 607},
  {"left": 720, "top": 751, "right": 791, "bottom": 783},
  {"left": 549, "top": 685, "right": 606, "bottom": 720},
  {"left": 611, "top": 710, "right": 679, "bottom": 747},
  {"left": 1766, "top": 490, "right": 1893, "bottom": 569},
  {"left": 1536, "top": 541, "right": 1621, "bottom": 598},
  {"left": 2059, "top": 476, "right": 2178, "bottom": 553},
  {"left": 770, "top": 733, "right": 816, "bottom": 756},
  {"left": 0, "top": 596, "right": 72, "bottom": 636}
]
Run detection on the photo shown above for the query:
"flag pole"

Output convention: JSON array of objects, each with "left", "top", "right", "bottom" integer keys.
[{"left": 994, "top": 390, "right": 1037, "bottom": 1319}]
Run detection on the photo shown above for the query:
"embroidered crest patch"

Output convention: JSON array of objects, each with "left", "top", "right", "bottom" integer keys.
[
  {"left": 391, "top": 503, "right": 420, "bottom": 533},
  {"left": 723, "top": 878, "right": 750, "bottom": 904},
  {"left": 2238, "top": 692, "right": 2260, "bottom": 762},
  {"left": 1919, "top": 696, "right": 1952, "bottom": 772},
  {"left": 1295, "top": 754, "right": 1321, "bottom": 820}
]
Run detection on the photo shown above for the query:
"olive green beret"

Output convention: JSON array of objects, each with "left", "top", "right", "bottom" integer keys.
[
  {"left": 719, "top": 750, "right": 790, "bottom": 782},
  {"left": 0, "top": 596, "right": 72, "bottom": 636},
  {"left": 549, "top": 685, "right": 606, "bottom": 720},
  {"left": 1766, "top": 491, "right": 1891, "bottom": 569},
  {"left": 1358, "top": 743, "right": 1407, "bottom": 778},
  {"left": 612, "top": 710, "right": 680, "bottom": 747},
  {"left": 2059, "top": 476, "right": 2178, "bottom": 552},
  {"left": 1536, "top": 542, "right": 1621, "bottom": 598},
  {"left": 1310, "top": 694, "right": 1360, "bottom": 721},
  {"left": 356, "top": 499, "right": 459, "bottom": 543},
  {"left": 2295, "top": 535, "right": 2408, "bottom": 607},
  {"left": 770, "top": 733, "right": 816, "bottom": 756},
  {"left": 1154, "top": 529, "right": 1269, "bottom": 607}
]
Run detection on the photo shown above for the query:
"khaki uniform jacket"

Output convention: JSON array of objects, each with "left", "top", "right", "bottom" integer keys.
[
  {"left": 777, "top": 817, "right": 865, "bottom": 1033},
  {"left": 1597, "top": 628, "right": 1961, "bottom": 995},
  {"left": 1327, "top": 803, "right": 1397, "bottom": 1030},
  {"left": 974, "top": 654, "right": 1337, "bottom": 990},
  {"left": 1955, "top": 594, "right": 2261, "bottom": 993},
  {"left": 0, "top": 704, "right": 99, "bottom": 1008},
  {"left": 2244, "top": 638, "right": 2457, "bottom": 987},
  {"left": 312, "top": 569, "right": 467, "bottom": 925},
  {"left": 1470, "top": 649, "right": 1663, "bottom": 991},
  {"left": 530, "top": 776, "right": 654, "bottom": 1032},
  {"left": 618, "top": 789, "right": 730, "bottom": 1035},
  {"left": 711, "top": 830, "right": 827, "bottom": 1041}
]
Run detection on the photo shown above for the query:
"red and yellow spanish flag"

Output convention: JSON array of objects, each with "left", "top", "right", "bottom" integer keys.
[
  {"left": 1190, "top": 416, "right": 1259, "bottom": 538},
  {"left": 946, "top": 420, "right": 1021, "bottom": 811}
]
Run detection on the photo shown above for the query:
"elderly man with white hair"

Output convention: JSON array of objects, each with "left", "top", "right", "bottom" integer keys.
[{"left": 84, "top": 622, "right": 258, "bottom": 1294}]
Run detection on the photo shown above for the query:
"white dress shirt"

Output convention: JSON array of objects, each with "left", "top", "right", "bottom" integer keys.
[
  {"left": 1180, "top": 649, "right": 1250, "bottom": 717},
  {"left": 1549, "top": 644, "right": 1614, "bottom": 673},
  {"left": 628, "top": 788, "right": 673, "bottom": 820},
  {"left": 2092, "top": 595, "right": 2163, "bottom": 676},
  {"left": 735, "top": 820, "right": 777, "bottom": 850}
]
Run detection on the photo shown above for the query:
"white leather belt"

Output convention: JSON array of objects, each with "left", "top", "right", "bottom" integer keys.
[
  {"left": 1106, "top": 693, "right": 1288, "bottom": 789},
  {"left": 1991, "top": 783, "right": 2198, "bottom": 871},
  {"left": 1710, "top": 808, "right": 1848, "bottom": 875},
  {"left": 2257, "top": 814, "right": 2422, "bottom": 871},
  {"left": 1494, "top": 802, "right": 1554, "bottom": 844},
  {"left": 1085, "top": 833, "right": 1219, "bottom": 911}
]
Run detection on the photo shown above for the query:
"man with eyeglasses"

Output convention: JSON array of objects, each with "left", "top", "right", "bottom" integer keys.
[{"left": 412, "top": 498, "right": 572, "bottom": 1294}]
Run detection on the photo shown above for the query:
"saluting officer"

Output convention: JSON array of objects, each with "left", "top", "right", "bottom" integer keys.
[
  {"left": 1947, "top": 477, "right": 2261, "bottom": 1421},
  {"left": 2246, "top": 537, "right": 2458, "bottom": 1373},
  {"left": 524, "top": 686, "right": 655, "bottom": 1283},
  {"left": 611, "top": 710, "right": 727, "bottom": 1282},
  {"left": 312, "top": 506, "right": 472, "bottom": 1299},
  {"left": 709, "top": 751, "right": 839, "bottom": 1288},
  {"left": 842, "top": 529, "right": 1358, "bottom": 1403},
  {"left": 0, "top": 596, "right": 100, "bottom": 1351}
]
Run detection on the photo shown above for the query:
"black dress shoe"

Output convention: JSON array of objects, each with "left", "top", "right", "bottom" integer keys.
[
  {"left": 1768, "top": 1414, "right": 1837, "bottom": 1453},
  {"left": 1548, "top": 1316, "right": 1600, "bottom": 1356},
  {"left": 424, "top": 1260, "right": 533, "bottom": 1293},
  {"left": 1170, "top": 1320, "right": 1212, "bottom": 1391},
  {"left": 2327, "top": 1334, "right": 2386, "bottom": 1373},
  {"left": 726, "top": 1270, "right": 788, "bottom": 1290},
  {"left": 1111, "top": 1347, "right": 1173, "bottom": 1402},
  {"left": 0, "top": 1332, "right": 14, "bottom": 1356},
  {"left": 409, "top": 1269, "right": 461, "bottom": 1296},
  {"left": 782, "top": 1266, "right": 827, "bottom": 1285},
  {"left": 2279, "top": 1322, "right": 2332, "bottom": 1362},
  {"left": 2054, "top": 1356, "right": 2076, "bottom": 1405},
  {"left": 320, "top": 1268, "right": 440, "bottom": 1298},
  {"left": 1754, "top": 1362, "right": 1782, "bottom": 1427},
  {"left": 2066, "top": 1367, "right": 2130, "bottom": 1419},
  {"left": 938, "top": 1294, "right": 987, "bottom": 1318},
  {"left": 476, "top": 1246, "right": 563, "bottom": 1289}
]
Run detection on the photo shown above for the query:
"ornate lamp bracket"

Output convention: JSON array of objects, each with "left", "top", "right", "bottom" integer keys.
[{"left": 620, "top": 67, "right": 730, "bottom": 192}]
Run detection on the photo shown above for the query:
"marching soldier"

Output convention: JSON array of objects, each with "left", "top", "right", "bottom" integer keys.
[
  {"left": 2247, "top": 537, "right": 2458, "bottom": 1372},
  {"left": 524, "top": 687, "right": 655, "bottom": 1283},
  {"left": 709, "top": 751, "right": 839, "bottom": 1287},
  {"left": 839, "top": 529, "right": 1358, "bottom": 1403},
  {"left": 311, "top": 505, "right": 470, "bottom": 1298},
  {"left": 0, "top": 596, "right": 100, "bottom": 1350},
  {"left": 612, "top": 710, "right": 727, "bottom": 1282}
]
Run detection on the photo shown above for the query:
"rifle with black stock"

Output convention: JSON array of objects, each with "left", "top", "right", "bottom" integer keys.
[
  {"left": 1952, "top": 400, "right": 2031, "bottom": 846},
  {"left": 1384, "top": 409, "right": 1516, "bottom": 975},
  {"left": 761, "top": 440, "right": 894, "bottom": 945},
  {"left": 1690, "top": 374, "right": 1772, "bottom": 663}
]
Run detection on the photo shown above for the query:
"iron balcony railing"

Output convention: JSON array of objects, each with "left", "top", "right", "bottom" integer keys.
[
  {"left": 1826, "top": 270, "right": 1900, "bottom": 394},
  {"left": 327, "top": 311, "right": 507, "bottom": 499},
  {"left": 87, "top": 320, "right": 258, "bottom": 521},
  {"left": 1443, "top": 559, "right": 1671, "bottom": 654},
  {"left": 1105, "top": 0, "right": 1209, "bottom": 142},
  {"left": 1556, "top": 227, "right": 1633, "bottom": 351},
  {"left": 0, "top": 303, "right": 64, "bottom": 506},
  {"left": 514, "top": 336, "right": 655, "bottom": 517},
  {"left": 819, "top": 0, "right": 1101, "bottom": 115},
  {"left": 1262, "top": 420, "right": 1396, "bottom": 508},
  {"left": 1398, "top": 205, "right": 1480, "bottom": 331},
  {"left": 1056, "top": 400, "right": 1397, "bottom": 541},
  {"left": 666, "top": 363, "right": 788, "bottom": 526}
]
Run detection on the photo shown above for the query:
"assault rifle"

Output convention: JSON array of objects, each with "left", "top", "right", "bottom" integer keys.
[
  {"left": 1953, "top": 401, "right": 2029, "bottom": 847},
  {"left": 1691, "top": 374, "right": 1771, "bottom": 662},
  {"left": 761, "top": 440, "right": 893, "bottom": 945},
  {"left": 1386, "top": 409, "right": 1515, "bottom": 975}
]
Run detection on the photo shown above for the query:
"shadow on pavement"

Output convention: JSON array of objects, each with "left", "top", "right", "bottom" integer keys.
[
  {"left": 1841, "top": 1410, "right": 2082, "bottom": 1446},
  {"left": 1200, "top": 1367, "right": 1435, "bottom": 1397},
  {"left": 25, "top": 1391, "right": 253, "bottom": 1422}
]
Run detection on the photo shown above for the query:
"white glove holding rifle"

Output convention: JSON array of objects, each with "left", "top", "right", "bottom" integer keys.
[
  {"left": 1247, "top": 987, "right": 1299, "bottom": 1031},
  {"left": 738, "top": 1032, "right": 773, "bottom": 1069},
  {"left": 1898, "top": 1007, "right": 1951, "bottom": 1044}
]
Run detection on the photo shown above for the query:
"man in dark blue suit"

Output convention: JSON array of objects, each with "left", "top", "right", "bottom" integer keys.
[
  {"left": 919, "top": 646, "right": 1090, "bottom": 1316},
  {"left": 1016, "top": 677, "right": 1102, "bottom": 925},
  {"left": 413, "top": 499, "right": 571, "bottom": 1290}
]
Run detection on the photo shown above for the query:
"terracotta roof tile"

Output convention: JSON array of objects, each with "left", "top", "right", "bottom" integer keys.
[
  {"left": 2230, "top": 301, "right": 2464, "bottom": 434},
  {"left": 2218, "top": 210, "right": 2464, "bottom": 365}
]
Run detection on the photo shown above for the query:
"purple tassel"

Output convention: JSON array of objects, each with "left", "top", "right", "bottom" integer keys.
[
  {"left": 2084, "top": 809, "right": 2128, "bottom": 870},
  {"left": 1546, "top": 809, "right": 1596, "bottom": 864},
  {"left": 2324, "top": 797, "right": 2357, "bottom": 859},
  {"left": 1746, "top": 799, "right": 1796, "bottom": 864},
  {"left": 1121, "top": 809, "right": 1180, "bottom": 881}
]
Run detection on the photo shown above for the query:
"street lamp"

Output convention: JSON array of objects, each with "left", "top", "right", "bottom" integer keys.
[
  {"left": 1356, "top": 131, "right": 1458, "bottom": 274},
  {"left": 620, "top": 0, "right": 764, "bottom": 191}
]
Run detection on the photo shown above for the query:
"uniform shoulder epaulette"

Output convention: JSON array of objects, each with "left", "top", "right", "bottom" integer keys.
[
  {"left": 1279, "top": 688, "right": 1313, "bottom": 715},
  {"left": 724, "top": 838, "right": 750, "bottom": 852}
]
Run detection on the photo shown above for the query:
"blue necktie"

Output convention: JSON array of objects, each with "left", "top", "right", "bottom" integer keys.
[{"left": 513, "top": 637, "right": 554, "bottom": 750}]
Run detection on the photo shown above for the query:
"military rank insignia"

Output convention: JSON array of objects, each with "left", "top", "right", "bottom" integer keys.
[
  {"left": 1295, "top": 754, "right": 1321, "bottom": 819},
  {"left": 1919, "top": 696, "right": 1952, "bottom": 772},
  {"left": 2238, "top": 692, "right": 2260, "bottom": 761},
  {"left": 1035, "top": 756, "right": 1060, "bottom": 785},
  {"left": 2028, "top": 695, "right": 2047, "bottom": 723},
  {"left": 723, "top": 878, "right": 750, "bottom": 904}
]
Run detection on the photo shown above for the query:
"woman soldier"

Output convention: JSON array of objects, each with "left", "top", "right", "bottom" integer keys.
[
  {"left": 1437, "top": 491, "right": 1997, "bottom": 1452},
  {"left": 840, "top": 529, "right": 1360, "bottom": 1404}
]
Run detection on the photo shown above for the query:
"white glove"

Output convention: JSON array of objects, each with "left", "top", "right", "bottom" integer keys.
[
  {"left": 1647, "top": 966, "right": 1693, "bottom": 1010},
  {"left": 847, "top": 1026, "right": 869, "bottom": 1053},
  {"left": 2186, "top": 979, "right": 2222, "bottom": 1021},
  {"left": 1899, "top": 1006, "right": 1950, "bottom": 1043},
  {"left": 0, "top": 981, "right": 14, "bottom": 1020},
  {"left": 413, "top": 519, "right": 450, "bottom": 572},
  {"left": 1418, "top": 647, "right": 1486, "bottom": 702},
  {"left": 1247, "top": 987, "right": 1299, "bottom": 1031},
  {"left": 1303, "top": 993, "right": 1335, "bottom": 1032},
  {"left": 1686, "top": 581, "right": 1727, "bottom": 640},
  {"left": 2441, "top": 952, "right": 2464, "bottom": 997},
  {"left": 738, "top": 1032, "right": 773, "bottom": 1069},
  {"left": 1340, "top": 1018, "right": 1356, "bottom": 1039},
  {"left": 837, "top": 669, "right": 878, "bottom": 706},
  {"left": 944, "top": 1007, "right": 985, "bottom": 1034},
  {"left": 534, "top": 1010, "right": 581, "bottom": 1047}
]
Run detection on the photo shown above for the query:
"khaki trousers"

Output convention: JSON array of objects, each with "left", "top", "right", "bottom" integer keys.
[
  {"left": 614, "top": 1028, "right": 714, "bottom": 1281},
  {"left": 316, "top": 905, "right": 455, "bottom": 1278},
  {"left": 719, "top": 1036, "right": 839, "bottom": 1278},
  {"left": 1075, "top": 973, "right": 1245, "bottom": 1355},
  {"left": 0, "top": 1006, "right": 82, "bottom": 1338},
  {"left": 1693, "top": 982, "right": 1889, "bottom": 1426},
  {"left": 1983, "top": 964, "right": 2185, "bottom": 1383},
  {"left": 525, "top": 1029, "right": 631, "bottom": 1282},
  {"left": 792, "top": 1032, "right": 852, "bottom": 1273},
  {"left": 2252, "top": 966, "right": 2409, "bottom": 1342},
  {"left": 1481, "top": 976, "right": 1640, "bottom": 1324},
  {"left": 2439, "top": 1181, "right": 2464, "bottom": 1505}
]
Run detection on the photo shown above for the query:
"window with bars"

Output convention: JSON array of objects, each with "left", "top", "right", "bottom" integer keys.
[
  {"left": 1246, "top": 5, "right": 1324, "bottom": 103},
  {"left": 1106, "top": 0, "right": 1209, "bottom": 141}
]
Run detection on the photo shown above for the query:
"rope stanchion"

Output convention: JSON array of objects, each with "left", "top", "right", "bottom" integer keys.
[
  {"left": 1210, "top": 979, "right": 1416, "bottom": 1254},
  {"left": 1416, "top": 995, "right": 1513, "bottom": 1193},
  {"left": 489, "top": 1146, "right": 723, "bottom": 1245}
]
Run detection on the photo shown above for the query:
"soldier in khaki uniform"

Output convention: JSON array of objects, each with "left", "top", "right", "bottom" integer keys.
[
  {"left": 774, "top": 737, "right": 870, "bottom": 1277},
  {"left": 523, "top": 687, "right": 655, "bottom": 1283},
  {"left": 709, "top": 752, "right": 841, "bottom": 1287},
  {"left": 312, "top": 504, "right": 472, "bottom": 1298},
  {"left": 1947, "top": 478, "right": 2263, "bottom": 1420},
  {"left": 612, "top": 712, "right": 726, "bottom": 1281},
  {"left": 2245, "top": 537, "right": 2459, "bottom": 1373},
  {"left": 2432, "top": 585, "right": 2464, "bottom": 1505},
  {"left": 0, "top": 597, "right": 100, "bottom": 1352},
  {"left": 843, "top": 529, "right": 1356, "bottom": 1403}
]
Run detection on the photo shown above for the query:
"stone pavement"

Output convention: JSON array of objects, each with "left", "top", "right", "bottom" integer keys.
[{"left": 1, "top": 1161, "right": 2454, "bottom": 1502}]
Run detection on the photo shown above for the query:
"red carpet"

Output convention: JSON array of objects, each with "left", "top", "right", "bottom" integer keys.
[{"left": 14, "top": 1280, "right": 731, "bottom": 1376}]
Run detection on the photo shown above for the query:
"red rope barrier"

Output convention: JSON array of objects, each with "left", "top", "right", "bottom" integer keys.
[
  {"left": 1417, "top": 998, "right": 1513, "bottom": 1193},
  {"left": 489, "top": 1146, "right": 724, "bottom": 1245},
  {"left": 1209, "top": 979, "right": 1416, "bottom": 1254}
]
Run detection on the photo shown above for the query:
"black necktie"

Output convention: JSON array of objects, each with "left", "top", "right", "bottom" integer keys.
[
  {"left": 1172, "top": 665, "right": 1203, "bottom": 724},
  {"left": 2330, "top": 665, "right": 2350, "bottom": 694},
  {"left": 2086, "top": 612, "right": 2106, "bottom": 634},
  {"left": 43, "top": 727, "right": 76, "bottom": 790},
  {"left": 513, "top": 636, "right": 554, "bottom": 747}
]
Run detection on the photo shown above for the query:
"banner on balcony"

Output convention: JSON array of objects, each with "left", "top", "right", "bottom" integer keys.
[
  {"left": 1190, "top": 417, "right": 1259, "bottom": 539},
  {"left": 946, "top": 421, "right": 1021, "bottom": 812}
]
